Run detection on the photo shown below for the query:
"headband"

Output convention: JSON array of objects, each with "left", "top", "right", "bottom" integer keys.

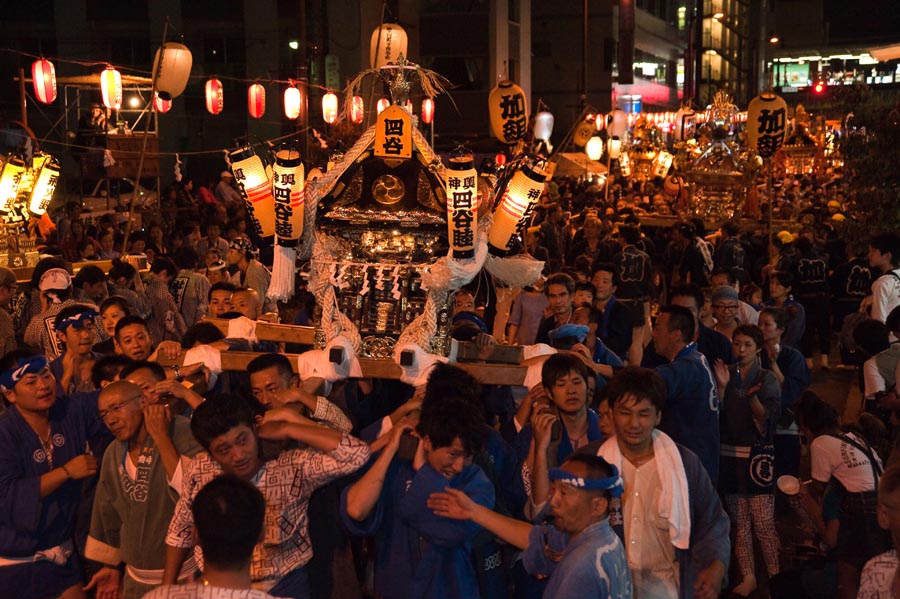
[
  {"left": 549, "top": 465, "right": 625, "bottom": 498},
  {"left": 55, "top": 308, "right": 99, "bottom": 332},
  {"left": 0, "top": 355, "right": 49, "bottom": 390}
]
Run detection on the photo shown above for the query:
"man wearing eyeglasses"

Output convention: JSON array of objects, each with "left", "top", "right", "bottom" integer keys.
[
  {"left": 83, "top": 380, "right": 202, "bottom": 599},
  {"left": 0, "top": 350, "right": 103, "bottom": 599}
]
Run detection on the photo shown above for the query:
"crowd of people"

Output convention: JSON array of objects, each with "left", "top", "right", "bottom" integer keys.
[{"left": 0, "top": 165, "right": 899, "bottom": 599}]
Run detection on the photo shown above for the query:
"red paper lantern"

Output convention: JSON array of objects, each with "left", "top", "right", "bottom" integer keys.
[
  {"left": 205, "top": 78, "right": 224, "bottom": 115},
  {"left": 31, "top": 59, "right": 56, "bottom": 104},
  {"left": 376, "top": 98, "right": 390, "bottom": 115},
  {"left": 421, "top": 97, "right": 434, "bottom": 124},
  {"left": 284, "top": 85, "right": 301, "bottom": 120},
  {"left": 248, "top": 83, "right": 266, "bottom": 119},
  {"left": 349, "top": 95, "right": 364, "bottom": 124},
  {"left": 153, "top": 92, "right": 172, "bottom": 113},
  {"left": 322, "top": 92, "right": 338, "bottom": 124},
  {"left": 100, "top": 66, "right": 122, "bottom": 110}
]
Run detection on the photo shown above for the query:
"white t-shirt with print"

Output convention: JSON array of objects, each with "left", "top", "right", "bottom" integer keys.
[{"left": 810, "top": 431, "right": 882, "bottom": 492}]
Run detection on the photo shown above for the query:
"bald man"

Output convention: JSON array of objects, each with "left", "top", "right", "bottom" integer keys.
[{"left": 83, "top": 381, "right": 202, "bottom": 599}]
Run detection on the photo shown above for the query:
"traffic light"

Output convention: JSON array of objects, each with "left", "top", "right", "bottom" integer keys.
[{"left": 813, "top": 81, "right": 826, "bottom": 94}]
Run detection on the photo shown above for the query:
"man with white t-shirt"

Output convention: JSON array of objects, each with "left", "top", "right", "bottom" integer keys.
[
  {"left": 867, "top": 233, "right": 900, "bottom": 324},
  {"left": 796, "top": 393, "right": 892, "bottom": 599},
  {"left": 857, "top": 464, "right": 900, "bottom": 599}
]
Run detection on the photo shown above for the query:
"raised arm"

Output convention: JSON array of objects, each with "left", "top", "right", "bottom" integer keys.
[{"left": 427, "top": 487, "right": 532, "bottom": 550}]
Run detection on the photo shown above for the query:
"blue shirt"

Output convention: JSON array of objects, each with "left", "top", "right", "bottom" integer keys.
[
  {"left": 655, "top": 343, "right": 721, "bottom": 483},
  {"left": 524, "top": 518, "right": 632, "bottom": 599}
]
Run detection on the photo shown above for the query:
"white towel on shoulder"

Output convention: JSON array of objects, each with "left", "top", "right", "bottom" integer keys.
[
  {"left": 597, "top": 429, "right": 692, "bottom": 549},
  {"left": 394, "top": 342, "right": 448, "bottom": 387},
  {"left": 226, "top": 316, "right": 258, "bottom": 343},
  {"left": 296, "top": 335, "right": 362, "bottom": 382}
]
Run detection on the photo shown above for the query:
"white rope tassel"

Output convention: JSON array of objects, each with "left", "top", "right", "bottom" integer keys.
[{"left": 267, "top": 244, "right": 296, "bottom": 301}]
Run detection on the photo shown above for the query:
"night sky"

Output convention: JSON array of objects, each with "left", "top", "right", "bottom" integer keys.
[{"left": 823, "top": 0, "right": 900, "bottom": 44}]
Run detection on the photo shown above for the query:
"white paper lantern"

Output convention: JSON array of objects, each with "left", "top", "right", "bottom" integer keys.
[
  {"left": 585, "top": 137, "right": 604, "bottom": 161},
  {"left": 152, "top": 42, "right": 192, "bottom": 100},
  {"left": 746, "top": 92, "right": 788, "bottom": 158},
  {"left": 369, "top": 23, "right": 408, "bottom": 68},
  {"left": 229, "top": 146, "right": 275, "bottom": 238},
  {"left": 284, "top": 85, "right": 301, "bottom": 120},
  {"left": 445, "top": 150, "right": 478, "bottom": 259},
  {"left": 533, "top": 111, "right": 554, "bottom": 142},
  {"left": 489, "top": 163, "right": 548, "bottom": 255},
  {"left": 489, "top": 80, "right": 528, "bottom": 144},
  {"left": 608, "top": 109, "right": 627, "bottom": 137},
  {"left": 0, "top": 156, "right": 26, "bottom": 213},
  {"left": 607, "top": 137, "right": 622, "bottom": 159},
  {"left": 27, "top": 154, "right": 60, "bottom": 215},
  {"left": 100, "top": 66, "right": 122, "bottom": 110},
  {"left": 152, "top": 93, "right": 172, "bottom": 113},
  {"left": 322, "top": 92, "right": 338, "bottom": 124},
  {"left": 376, "top": 98, "right": 390, "bottom": 115}
]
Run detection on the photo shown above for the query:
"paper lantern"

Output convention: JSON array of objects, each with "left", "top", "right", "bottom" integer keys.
[
  {"left": 31, "top": 59, "right": 56, "bottom": 104},
  {"left": 445, "top": 148, "right": 478, "bottom": 259},
  {"left": 152, "top": 42, "right": 192, "bottom": 100},
  {"left": 607, "top": 109, "right": 627, "bottom": 137},
  {"left": 652, "top": 151, "right": 674, "bottom": 178},
  {"left": 595, "top": 113, "right": 606, "bottom": 131},
  {"left": 673, "top": 107, "right": 695, "bottom": 141},
  {"left": 205, "top": 78, "right": 224, "bottom": 115},
  {"left": 533, "top": 111, "right": 554, "bottom": 142},
  {"left": 229, "top": 146, "right": 275, "bottom": 238},
  {"left": 421, "top": 97, "right": 434, "bottom": 124},
  {"left": 585, "top": 137, "right": 604, "bottom": 161},
  {"left": 488, "top": 162, "right": 548, "bottom": 255},
  {"left": 268, "top": 148, "right": 306, "bottom": 301},
  {"left": 607, "top": 137, "right": 622, "bottom": 159},
  {"left": 27, "top": 154, "right": 60, "bottom": 215},
  {"left": 100, "top": 66, "right": 122, "bottom": 110},
  {"left": 376, "top": 98, "right": 390, "bottom": 115},
  {"left": 369, "top": 23, "right": 408, "bottom": 68},
  {"left": 152, "top": 92, "right": 172, "bottom": 113},
  {"left": 349, "top": 95, "right": 365, "bottom": 124},
  {"left": 572, "top": 120, "right": 595, "bottom": 148},
  {"left": 663, "top": 175, "right": 685, "bottom": 197},
  {"left": 248, "top": 83, "right": 266, "bottom": 119},
  {"left": 322, "top": 92, "right": 338, "bottom": 124},
  {"left": 489, "top": 80, "right": 528, "bottom": 144},
  {"left": 746, "top": 92, "right": 788, "bottom": 158},
  {"left": 0, "top": 156, "right": 26, "bottom": 213},
  {"left": 284, "top": 85, "right": 301, "bottom": 120}
]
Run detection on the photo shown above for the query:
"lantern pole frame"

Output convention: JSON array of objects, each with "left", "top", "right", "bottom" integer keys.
[{"left": 121, "top": 18, "right": 169, "bottom": 254}]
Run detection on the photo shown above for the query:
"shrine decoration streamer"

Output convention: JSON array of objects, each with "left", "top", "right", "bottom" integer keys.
[
  {"left": 268, "top": 147, "right": 305, "bottom": 301},
  {"left": 309, "top": 232, "right": 362, "bottom": 352}
]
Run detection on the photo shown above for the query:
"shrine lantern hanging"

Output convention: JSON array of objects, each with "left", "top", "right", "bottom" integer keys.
[
  {"left": 27, "top": 154, "right": 60, "bottom": 216},
  {"left": 533, "top": 111, "right": 554, "bottom": 144},
  {"left": 607, "top": 136, "right": 622, "bottom": 159},
  {"left": 0, "top": 155, "right": 27, "bottom": 213},
  {"left": 153, "top": 93, "right": 172, "bottom": 113},
  {"left": 421, "top": 97, "right": 434, "bottom": 124},
  {"left": 205, "top": 78, "right": 224, "bottom": 115},
  {"left": 369, "top": 23, "right": 408, "bottom": 68},
  {"left": 488, "top": 161, "right": 548, "bottom": 255},
  {"left": 31, "top": 59, "right": 56, "bottom": 104},
  {"left": 445, "top": 147, "right": 478, "bottom": 259},
  {"left": 572, "top": 120, "right": 595, "bottom": 148},
  {"left": 349, "top": 95, "right": 365, "bottom": 124},
  {"left": 228, "top": 146, "right": 276, "bottom": 239},
  {"left": 100, "top": 66, "right": 122, "bottom": 110},
  {"left": 284, "top": 85, "right": 301, "bottom": 120},
  {"left": 248, "top": 83, "right": 266, "bottom": 119},
  {"left": 489, "top": 80, "right": 528, "bottom": 144},
  {"left": 607, "top": 109, "right": 627, "bottom": 138},
  {"left": 268, "top": 147, "right": 306, "bottom": 301},
  {"left": 376, "top": 98, "right": 390, "bottom": 115},
  {"left": 322, "top": 92, "right": 338, "bottom": 124},
  {"left": 595, "top": 113, "right": 606, "bottom": 131},
  {"left": 152, "top": 42, "right": 192, "bottom": 100},
  {"left": 746, "top": 92, "right": 788, "bottom": 158}
]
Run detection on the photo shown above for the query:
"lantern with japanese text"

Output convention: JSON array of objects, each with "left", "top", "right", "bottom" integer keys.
[
  {"left": 27, "top": 154, "right": 60, "bottom": 215},
  {"left": 228, "top": 146, "right": 275, "bottom": 239},
  {"left": 248, "top": 83, "right": 266, "bottom": 119},
  {"left": 153, "top": 92, "right": 172, "bottom": 113},
  {"left": 488, "top": 161, "right": 548, "bottom": 255},
  {"left": 284, "top": 85, "right": 301, "bottom": 120},
  {"left": 376, "top": 98, "right": 390, "bottom": 115},
  {"left": 746, "top": 92, "right": 787, "bottom": 158},
  {"left": 268, "top": 147, "right": 306, "bottom": 300},
  {"left": 349, "top": 95, "right": 365, "bottom": 124},
  {"left": 586, "top": 137, "right": 604, "bottom": 161},
  {"left": 369, "top": 23, "right": 408, "bottom": 68},
  {"left": 489, "top": 80, "right": 528, "bottom": 144},
  {"left": 0, "top": 155, "right": 26, "bottom": 213},
  {"left": 445, "top": 148, "right": 478, "bottom": 259},
  {"left": 607, "top": 109, "right": 627, "bottom": 137},
  {"left": 31, "top": 59, "right": 56, "bottom": 104},
  {"left": 322, "top": 92, "right": 338, "bottom": 124},
  {"left": 152, "top": 42, "right": 192, "bottom": 100},
  {"left": 205, "top": 78, "right": 224, "bottom": 115},
  {"left": 673, "top": 107, "right": 696, "bottom": 141},
  {"left": 100, "top": 66, "right": 122, "bottom": 110},
  {"left": 421, "top": 97, "right": 434, "bottom": 124}
]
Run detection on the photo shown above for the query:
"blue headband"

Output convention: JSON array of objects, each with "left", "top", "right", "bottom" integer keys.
[
  {"left": 548, "top": 324, "right": 590, "bottom": 343},
  {"left": 549, "top": 465, "right": 625, "bottom": 498},
  {"left": 55, "top": 309, "right": 99, "bottom": 332},
  {"left": 0, "top": 355, "right": 49, "bottom": 390}
]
